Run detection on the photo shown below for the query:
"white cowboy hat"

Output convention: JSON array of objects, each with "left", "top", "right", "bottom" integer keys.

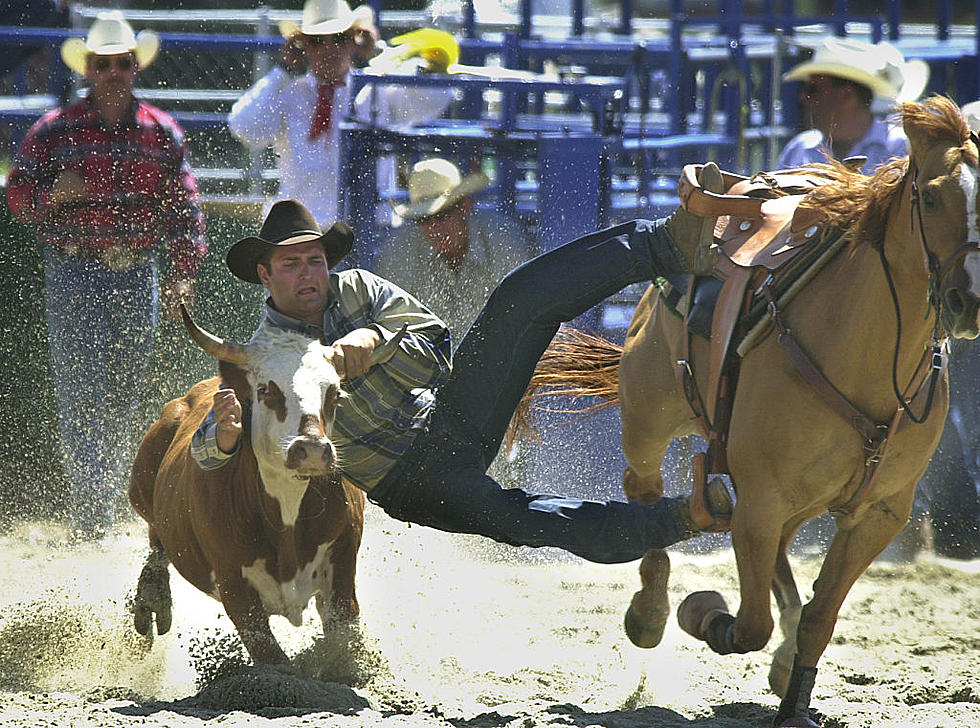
[
  {"left": 61, "top": 11, "right": 159, "bottom": 75},
  {"left": 279, "top": 0, "right": 374, "bottom": 38},
  {"left": 392, "top": 158, "right": 490, "bottom": 220},
  {"left": 784, "top": 37, "right": 929, "bottom": 105}
]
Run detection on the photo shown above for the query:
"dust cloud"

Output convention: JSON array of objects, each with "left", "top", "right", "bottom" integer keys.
[{"left": 1, "top": 508, "right": 979, "bottom": 728}]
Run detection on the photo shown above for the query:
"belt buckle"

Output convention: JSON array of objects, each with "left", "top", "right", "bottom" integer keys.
[{"left": 100, "top": 247, "right": 136, "bottom": 272}]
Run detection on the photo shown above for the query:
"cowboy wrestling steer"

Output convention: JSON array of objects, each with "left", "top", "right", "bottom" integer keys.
[{"left": 129, "top": 305, "right": 403, "bottom": 664}]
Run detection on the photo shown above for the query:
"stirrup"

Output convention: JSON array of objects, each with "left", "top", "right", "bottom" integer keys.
[
  {"left": 691, "top": 162, "right": 725, "bottom": 276},
  {"left": 690, "top": 451, "right": 733, "bottom": 532}
]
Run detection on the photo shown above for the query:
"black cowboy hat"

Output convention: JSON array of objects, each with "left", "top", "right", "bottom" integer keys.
[{"left": 226, "top": 199, "right": 354, "bottom": 283}]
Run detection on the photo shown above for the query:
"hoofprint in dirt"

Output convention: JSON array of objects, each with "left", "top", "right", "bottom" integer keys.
[{"left": 1, "top": 506, "right": 978, "bottom": 728}]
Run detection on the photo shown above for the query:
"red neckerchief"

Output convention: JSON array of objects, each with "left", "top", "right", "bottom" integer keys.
[{"left": 309, "top": 79, "right": 345, "bottom": 141}]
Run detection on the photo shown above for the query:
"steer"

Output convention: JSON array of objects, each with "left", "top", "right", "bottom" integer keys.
[{"left": 128, "top": 305, "right": 403, "bottom": 664}]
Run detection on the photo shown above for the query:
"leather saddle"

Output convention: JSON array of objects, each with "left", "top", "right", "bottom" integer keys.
[{"left": 665, "top": 163, "right": 850, "bottom": 528}]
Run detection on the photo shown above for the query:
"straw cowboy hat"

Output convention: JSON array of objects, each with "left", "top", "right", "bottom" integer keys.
[
  {"left": 784, "top": 37, "right": 929, "bottom": 105},
  {"left": 392, "top": 158, "right": 490, "bottom": 220},
  {"left": 279, "top": 0, "right": 375, "bottom": 38},
  {"left": 61, "top": 11, "right": 160, "bottom": 75},
  {"left": 226, "top": 199, "right": 354, "bottom": 284}
]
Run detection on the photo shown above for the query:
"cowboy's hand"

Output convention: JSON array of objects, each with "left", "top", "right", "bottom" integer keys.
[
  {"left": 352, "top": 26, "right": 379, "bottom": 64},
  {"left": 279, "top": 33, "right": 307, "bottom": 75},
  {"left": 329, "top": 327, "right": 381, "bottom": 379},
  {"left": 212, "top": 388, "right": 243, "bottom": 453},
  {"left": 49, "top": 169, "right": 87, "bottom": 207},
  {"left": 161, "top": 277, "right": 193, "bottom": 320}
]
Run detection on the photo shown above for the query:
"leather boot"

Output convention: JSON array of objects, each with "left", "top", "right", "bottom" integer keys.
[{"left": 663, "top": 162, "right": 725, "bottom": 276}]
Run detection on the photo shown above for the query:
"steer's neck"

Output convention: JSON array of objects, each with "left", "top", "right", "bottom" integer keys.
[{"left": 256, "top": 459, "right": 309, "bottom": 526}]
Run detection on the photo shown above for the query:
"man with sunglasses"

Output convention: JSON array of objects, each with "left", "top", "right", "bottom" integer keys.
[
  {"left": 228, "top": 0, "right": 453, "bottom": 262},
  {"left": 7, "top": 11, "right": 207, "bottom": 537},
  {"left": 777, "top": 37, "right": 928, "bottom": 174},
  {"left": 377, "top": 158, "right": 536, "bottom": 336}
]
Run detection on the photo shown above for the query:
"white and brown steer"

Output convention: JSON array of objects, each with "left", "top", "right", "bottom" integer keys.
[{"left": 128, "top": 306, "right": 403, "bottom": 664}]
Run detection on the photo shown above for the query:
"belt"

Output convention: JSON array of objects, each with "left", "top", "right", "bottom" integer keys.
[{"left": 58, "top": 246, "right": 153, "bottom": 272}]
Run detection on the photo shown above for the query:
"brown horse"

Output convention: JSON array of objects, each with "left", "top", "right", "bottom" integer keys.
[{"left": 518, "top": 97, "right": 980, "bottom": 727}]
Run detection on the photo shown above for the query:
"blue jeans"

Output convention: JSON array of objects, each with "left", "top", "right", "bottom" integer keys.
[
  {"left": 371, "top": 219, "right": 692, "bottom": 563},
  {"left": 44, "top": 248, "right": 159, "bottom": 533}
]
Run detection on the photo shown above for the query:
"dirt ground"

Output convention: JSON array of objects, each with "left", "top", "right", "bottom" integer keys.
[{"left": 1, "top": 507, "right": 979, "bottom": 728}]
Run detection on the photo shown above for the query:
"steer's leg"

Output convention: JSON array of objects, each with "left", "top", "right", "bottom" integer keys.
[
  {"left": 217, "top": 577, "right": 289, "bottom": 665},
  {"left": 133, "top": 537, "right": 172, "bottom": 637},
  {"left": 317, "top": 528, "right": 361, "bottom": 632}
]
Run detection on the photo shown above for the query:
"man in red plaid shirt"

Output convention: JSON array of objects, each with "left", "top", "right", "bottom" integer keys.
[{"left": 6, "top": 11, "right": 207, "bottom": 537}]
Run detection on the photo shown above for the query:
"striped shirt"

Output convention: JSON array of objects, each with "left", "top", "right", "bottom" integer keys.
[
  {"left": 191, "top": 268, "right": 452, "bottom": 491},
  {"left": 6, "top": 96, "right": 206, "bottom": 277}
]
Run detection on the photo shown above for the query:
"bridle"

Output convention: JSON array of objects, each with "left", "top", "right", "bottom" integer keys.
[{"left": 877, "top": 130, "right": 980, "bottom": 422}]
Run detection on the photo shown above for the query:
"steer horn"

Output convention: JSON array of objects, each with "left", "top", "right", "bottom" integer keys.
[
  {"left": 180, "top": 303, "right": 249, "bottom": 366},
  {"left": 367, "top": 323, "right": 409, "bottom": 367}
]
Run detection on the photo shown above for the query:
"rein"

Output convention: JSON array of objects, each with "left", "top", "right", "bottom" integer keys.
[{"left": 886, "top": 155, "right": 979, "bottom": 423}]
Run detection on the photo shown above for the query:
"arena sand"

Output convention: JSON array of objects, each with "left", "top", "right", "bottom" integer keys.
[{"left": 1, "top": 506, "right": 979, "bottom": 728}]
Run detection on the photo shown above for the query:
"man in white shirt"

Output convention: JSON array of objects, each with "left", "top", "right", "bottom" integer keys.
[
  {"left": 777, "top": 37, "right": 928, "bottom": 174},
  {"left": 228, "top": 0, "right": 452, "bottom": 249}
]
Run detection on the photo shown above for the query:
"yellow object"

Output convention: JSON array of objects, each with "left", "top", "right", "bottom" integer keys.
[{"left": 387, "top": 28, "right": 459, "bottom": 73}]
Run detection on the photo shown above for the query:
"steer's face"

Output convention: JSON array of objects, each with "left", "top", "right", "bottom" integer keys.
[{"left": 245, "top": 329, "right": 344, "bottom": 480}]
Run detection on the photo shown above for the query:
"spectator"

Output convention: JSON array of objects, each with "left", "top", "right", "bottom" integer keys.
[
  {"left": 6, "top": 11, "right": 207, "bottom": 537},
  {"left": 778, "top": 37, "right": 929, "bottom": 174},
  {"left": 227, "top": 0, "right": 454, "bottom": 259},
  {"left": 377, "top": 158, "right": 536, "bottom": 336},
  {"left": 190, "top": 199, "right": 734, "bottom": 564}
]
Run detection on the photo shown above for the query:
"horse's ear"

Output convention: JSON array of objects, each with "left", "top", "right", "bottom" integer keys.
[{"left": 903, "top": 111, "right": 931, "bottom": 166}]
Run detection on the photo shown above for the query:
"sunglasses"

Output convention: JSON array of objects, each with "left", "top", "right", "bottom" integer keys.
[
  {"left": 92, "top": 55, "right": 135, "bottom": 72},
  {"left": 306, "top": 33, "right": 352, "bottom": 46}
]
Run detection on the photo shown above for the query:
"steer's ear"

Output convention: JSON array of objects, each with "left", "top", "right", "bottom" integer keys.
[{"left": 368, "top": 323, "right": 408, "bottom": 367}]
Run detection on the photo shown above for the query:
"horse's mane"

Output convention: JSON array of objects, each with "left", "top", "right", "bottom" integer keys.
[{"left": 797, "top": 96, "right": 973, "bottom": 247}]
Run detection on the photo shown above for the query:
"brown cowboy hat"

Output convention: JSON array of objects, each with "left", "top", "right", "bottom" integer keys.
[{"left": 226, "top": 199, "right": 354, "bottom": 283}]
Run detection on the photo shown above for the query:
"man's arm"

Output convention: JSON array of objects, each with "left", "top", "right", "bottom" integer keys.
[
  {"left": 157, "top": 116, "right": 208, "bottom": 316},
  {"left": 6, "top": 113, "right": 61, "bottom": 225},
  {"left": 227, "top": 67, "right": 291, "bottom": 149},
  {"left": 353, "top": 270, "right": 453, "bottom": 390},
  {"left": 190, "top": 388, "right": 244, "bottom": 470},
  {"left": 353, "top": 65, "right": 453, "bottom": 127}
]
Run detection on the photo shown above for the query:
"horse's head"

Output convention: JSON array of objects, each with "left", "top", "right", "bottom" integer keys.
[{"left": 904, "top": 96, "right": 980, "bottom": 339}]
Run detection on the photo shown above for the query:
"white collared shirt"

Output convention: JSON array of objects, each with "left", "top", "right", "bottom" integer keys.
[
  {"left": 776, "top": 117, "right": 910, "bottom": 174},
  {"left": 228, "top": 65, "right": 452, "bottom": 226}
]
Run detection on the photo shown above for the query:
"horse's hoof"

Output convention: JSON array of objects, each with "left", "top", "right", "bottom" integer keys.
[
  {"left": 677, "top": 590, "right": 729, "bottom": 641},
  {"left": 774, "top": 717, "right": 819, "bottom": 727},
  {"left": 624, "top": 550, "right": 670, "bottom": 648}
]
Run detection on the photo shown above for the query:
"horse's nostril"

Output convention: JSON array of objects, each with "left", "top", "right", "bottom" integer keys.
[
  {"left": 946, "top": 288, "right": 965, "bottom": 315},
  {"left": 293, "top": 445, "right": 307, "bottom": 461}
]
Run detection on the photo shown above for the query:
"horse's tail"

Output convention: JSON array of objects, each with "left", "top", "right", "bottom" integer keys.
[{"left": 509, "top": 328, "right": 623, "bottom": 445}]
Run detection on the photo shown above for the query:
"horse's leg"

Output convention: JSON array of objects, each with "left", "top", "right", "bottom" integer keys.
[
  {"left": 677, "top": 492, "right": 784, "bottom": 655},
  {"left": 769, "top": 533, "right": 804, "bottom": 697},
  {"left": 774, "top": 487, "right": 913, "bottom": 726},
  {"left": 621, "top": 437, "right": 672, "bottom": 648}
]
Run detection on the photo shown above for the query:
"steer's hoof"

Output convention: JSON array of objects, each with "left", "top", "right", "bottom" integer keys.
[
  {"left": 677, "top": 590, "right": 729, "bottom": 641},
  {"left": 133, "top": 553, "right": 172, "bottom": 637},
  {"left": 624, "top": 549, "right": 670, "bottom": 648},
  {"left": 133, "top": 602, "right": 153, "bottom": 637}
]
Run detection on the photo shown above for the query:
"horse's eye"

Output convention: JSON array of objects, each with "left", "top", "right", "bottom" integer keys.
[
  {"left": 256, "top": 383, "right": 267, "bottom": 398},
  {"left": 922, "top": 189, "right": 937, "bottom": 207}
]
